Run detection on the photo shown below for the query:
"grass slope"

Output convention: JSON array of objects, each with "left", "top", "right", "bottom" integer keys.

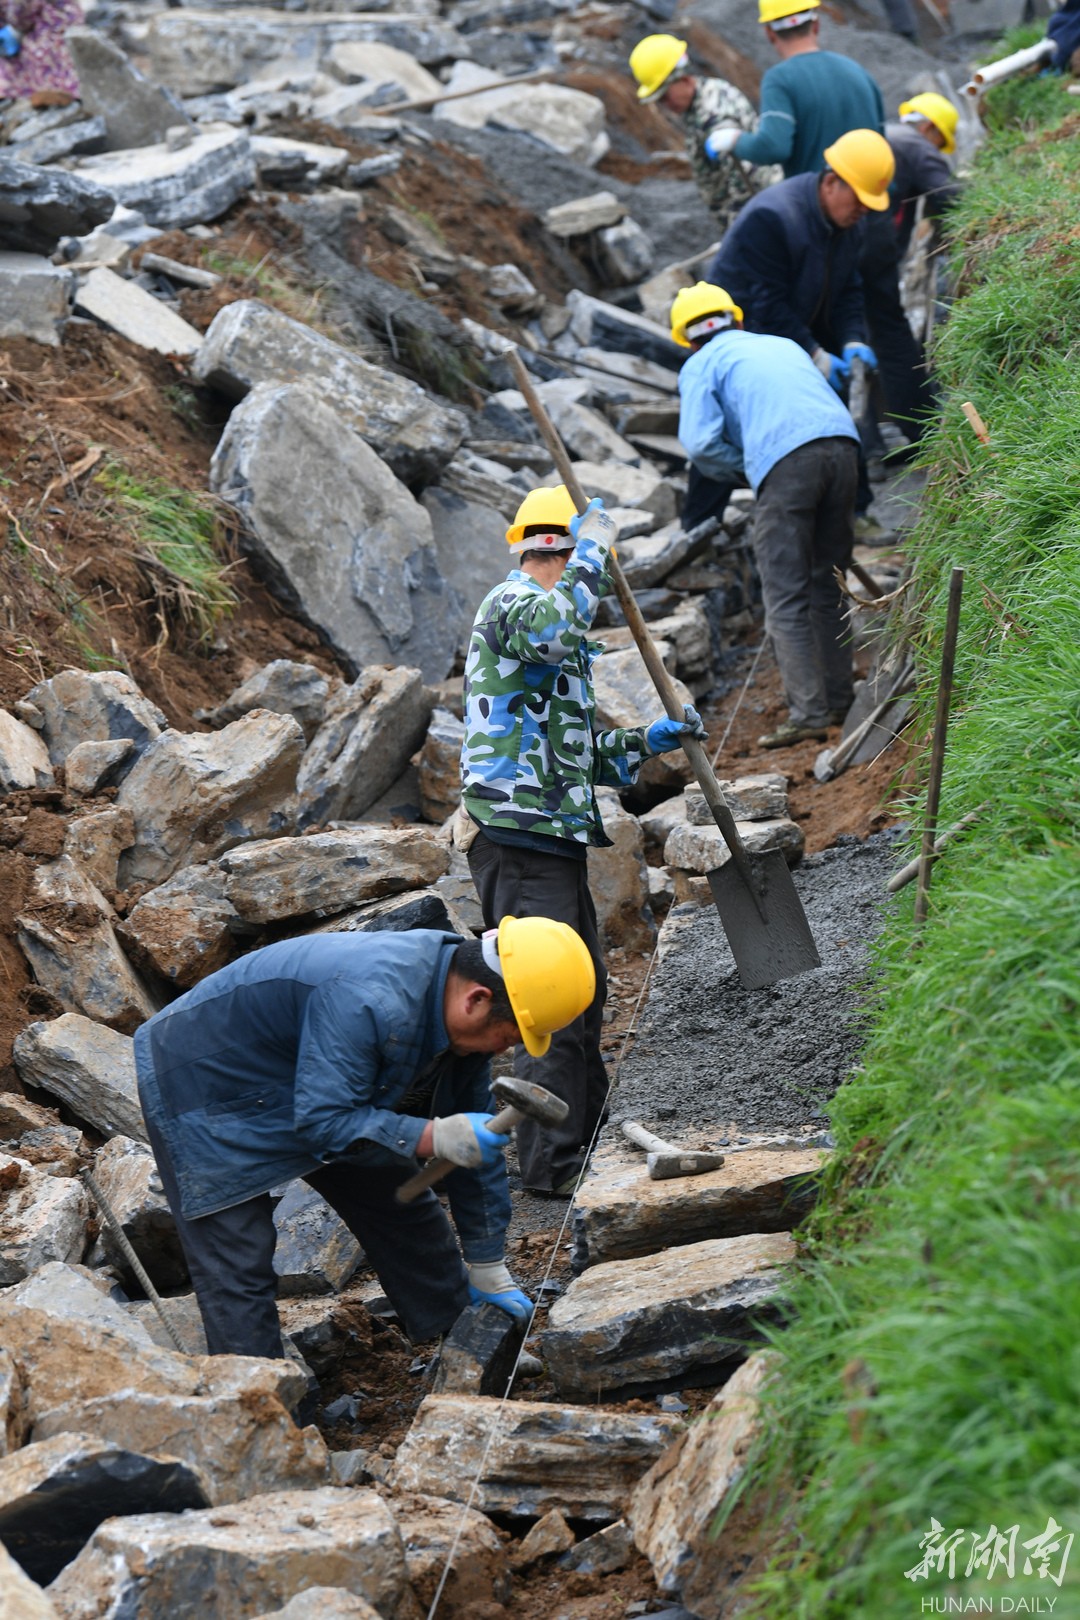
[{"left": 738, "top": 69, "right": 1080, "bottom": 1616}]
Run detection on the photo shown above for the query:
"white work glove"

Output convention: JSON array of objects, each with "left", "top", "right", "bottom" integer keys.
[
  {"left": 431, "top": 1112, "right": 506, "bottom": 1169},
  {"left": 568, "top": 496, "right": 616, "bottom": 560},
  {"left": 467, "top": 1260, "right": 533, "bottom": 1324},
  {"left": 704, "top": 126, "right": 741, "bottom": 161}
]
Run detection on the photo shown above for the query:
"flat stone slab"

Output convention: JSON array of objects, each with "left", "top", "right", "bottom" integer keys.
[
  {"left": 388, "top": 1394, "right": 683, "bottom": 1520},
  {"left": 571, "top": 1137, "right": 828, "bottom": 1268},
  {"left": 542, "top": 1233, "right": 795, "bottom": 1399},
  {"left": 76, "top": 126, "right": 254, "bottom": 231},
  {"left": 218, "top": 826, "right": 449, "bottom": 925},
  {"left": 74, "top": 266, "right": 202, "bottom": 357},
  {"left": 12, "top": 1015, "right": 143, "bottom": 1142}
]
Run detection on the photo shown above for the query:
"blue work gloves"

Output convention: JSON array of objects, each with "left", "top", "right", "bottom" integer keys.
[
  {"left": 704, "top": 126, "right": 741, "bottom": 161},
  {"left": 569, "top": 496, "right": 617, "bottom": 559},
  {"left": 467, "top": 1260, "right": 534, "bottom": 1325},
  {"left": 431, "top": 1112, "right": 506, "bottom": 1169},
  {"left": 646, "top": 704, "right": 707, "bottom": 755},
  {"left": 813, "top": 348, "right": 849, "bottom": 393},
  {"left": 0, "top": 24, "right": 21, "bottom": 54},
  {"left": 843, "top": 341, "right": 878, "bottom": 369}
]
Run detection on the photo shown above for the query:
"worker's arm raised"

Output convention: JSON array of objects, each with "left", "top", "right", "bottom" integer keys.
[{"left": 496, "top": 501, "right": 617, "bottom": 665}]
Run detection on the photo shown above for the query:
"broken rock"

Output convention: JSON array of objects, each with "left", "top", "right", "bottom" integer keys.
[
  {"left": 434, "top": 62, "right": 608, "bottom": 166},
  {"left": 664, "top": 816, "right": 804, "bottom": 876},
  {"left": 325, "top": 39, "right": 442, "bottom": 102},
  {"left": 118, "top": 864, "right": 242, "bottom": 990},
  {"left": 12, "top": 1014, "right": 143, "bottom": 1141},
  {"left": 686, "top": 773, "right": 788, "bottom": 823},
  {"left": 0, "top": 1432, "right": 209, "bottom": 1587},
  {"left": 90, "top": 1135, "right": 187, "bottom": 1293},
  {"left": 15, "top": 857, "right": 158, "bottom": 1033},
  {"left": 116, "top": 709, "right": 303, "bottom": 888},
  {"left": 0, "top": 253, "right": 71, "bottom": 348},
  {"left": 0, "top": 1156, "right": 87, "bottom": 1287},
  {"left": 0, "top": 708, "right": 53, "bottom": 792},
  {"left": 388, "top": 1394, "right": 682, "bottom": 1520},
  {"left": 510, "top": 1508, "right": 575, "bottom": 1570},
  {"left": 23, "top": 669, "right": 165, "bottom": 771},
  {"left": 431, "top": 1300, "right": 524, "bottom": 1398},
  {"left": 76, "top": 126, "right": 254, "bottom": 231},
  {"left": 220, "top": 827, "right": 450, "bottom": 926},
  {"left": 66, "top": 29, "right": 191, "bottom": 153},
  {"left": 596, "top": 217, "right": 655, "bottom": 287},
  {"left": 588, "top": 789, "right": 655, "bottom": 953},
  {"left": 0, "top": 1348, "right": 28, "bottom": 1458},
  {"left": 566, "top": 291, "right": 684, "bottom": 372},
  {"left": 273, "top": 1182, "right": 362, "bottom": 1298},
  {"left": 544, "top": 191, "right": 624, "bottom": 238},
  {"left": 296, "top": 666, "right": 434, "bottom": 827},
  {"left": 628, "top": 1351, "right": 778, "bottom": 1615},
  {"left": 61, "top": 739, "right": 134, "bottom": 797},
  {"left": 196, "top": 660, "right": 330, "bottom": 742},
  {"left": 395, "top": 1490, "right": 512, "bottom": 1614},
  {"left": 251, "top": 1593, "right": 380, "bottom": 1620},
  {"left": 48, "top": 1487, "right": 407, "bottom": 1620},
  {"left": 0, "top": 1542, "right": 60, "bottom": 1619},
  {"left": 414, "top": 707, "right": 464, "bottom": 824},
  {"left": 212, "top": 385, "right": 460, "bottom": 681},
  {"left": 542, "top": 1233, "right": 795, "bottom": 1398},
  {"left": 62, "top": 807, "right": 136, "bottom": 897},
  {"left": 74, "top": 266, "right": 202, "bottom": 358},
  {"left": 561, "top": 1518, "right": 634, "bottom": 1576},
  {"left": 197, "top": 300, "right": 465, "bottom": 486},
  {"left": 0, "top": 160, "right": 115, "bottom": 257},
  {"left": 557, "top": 459, "right": 676, "bottom": 524}
]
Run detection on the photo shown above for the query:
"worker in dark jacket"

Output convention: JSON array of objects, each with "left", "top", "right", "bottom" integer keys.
[
  {"left": 135, "top": 922, "right": 595, "bottom": 1359},
  {"left": 710, "top": 129, "right": 892, "bottom": 537}
]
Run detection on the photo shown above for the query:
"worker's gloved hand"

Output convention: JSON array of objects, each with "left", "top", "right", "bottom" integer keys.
[
  {"left": 569, "top": 496, "right": 616, "bottom": 559},
  {"left": 467, "top": 1260, "right": 533, "bottom": 1324},
  {"left": 646, "top": 704, "right": 707, "bottom": 755},
  {"left": 0, "top": 24, "right": 21, "bottom": 54},
  {"left": 431, "top": 1112, "right": 506, "bottom": 1169},
  {"left": 843, "top": 341, "right": 878, "bottom": 369},
  {"left": 704, "top": 126, "right": 741, "bottom": 161},
  {"left": 813, "top": 348, "right": 849, "bottom": 394}
]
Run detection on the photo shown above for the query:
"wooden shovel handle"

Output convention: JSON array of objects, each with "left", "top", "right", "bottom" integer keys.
[
  {"left": 507, "top": 350, "right": 764, "bottom": 915},
  {"left": 395, "top": 1104, "right": 518, "bottom": 1204},
  {"left": 914, "top": 566, "right": 964, "bottom": 924}
]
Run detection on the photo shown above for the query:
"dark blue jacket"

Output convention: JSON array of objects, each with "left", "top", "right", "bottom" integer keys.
[
  {"left": 709, "top": 170, "right": 867, "bottom": 357},
  {"left": 134, "top": 930, "right": 509, "bottom": 1260}
]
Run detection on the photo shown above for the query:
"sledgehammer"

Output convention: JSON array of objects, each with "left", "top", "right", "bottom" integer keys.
[
  {"left": 621, "top": 1121, "right": 724, "bottom": 1181},
  {"left": 396, "top": 1077, "right": 569, "bottom": 1204}
]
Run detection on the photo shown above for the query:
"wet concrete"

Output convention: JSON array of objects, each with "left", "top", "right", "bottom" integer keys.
[{"left": 609, "top": 829, "right": 905, "bottom": 1135}]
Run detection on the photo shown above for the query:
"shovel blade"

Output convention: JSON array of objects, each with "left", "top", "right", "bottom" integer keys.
[{"left": 706, "top": 849, "right": 821, "bottom": 990}]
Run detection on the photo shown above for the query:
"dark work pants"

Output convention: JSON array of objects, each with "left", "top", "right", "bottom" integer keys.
[
  {"left": 467, "top": 832, "right": 608, "bottom": 1192},
  {"left": 753, "top": 436, "right": 857, "bottom": 727},
  {"left": 144, "top": 1113, "right": 470, "bottom": 1358},
  {"left": 860, "top": 214, "right": 937, "bottom": 441}
]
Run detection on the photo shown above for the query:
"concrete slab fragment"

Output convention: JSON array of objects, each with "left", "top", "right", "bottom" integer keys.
[{"left": 74, "top": 266, "right": 202, "bottom": 357}]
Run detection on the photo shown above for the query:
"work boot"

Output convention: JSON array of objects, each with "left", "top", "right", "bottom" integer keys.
[{"left": 757, "top": 720, "right": 829, "bottom": 749}]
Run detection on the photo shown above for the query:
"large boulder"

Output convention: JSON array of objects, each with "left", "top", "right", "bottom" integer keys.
[
  {"left": 75, "top": 127, "right": 254, "bottom": 231},
  {"left": 212, "top": 385, "right": 461, "bottom": 682},
  {"left": 433, "top": 62, "right": 608, "bottom": 166},
  {"left": 196, "top": 301, "right": 466, "bottom": 486},
  {"left": 115, "top": 710, "right": 304, "bottom": 888},
  {"left": 419, "top": 487, "right": 504, "bottom": 660},
  {"left": 48, "top": 1488, "right": 407, "bottom": 1620},
  {"left": 219, "top": 827, "right": 450, "bottom": 926},
  {"left": 12, "top": 1016, "right": 143, "bottom": 1142},
  {"left": 117, "top": 864, "right": 243, "bottom": 990},
  {"left": 0, "top": 161, "right": 114, "bottom": 256},
  {"left": 65, "top": 29, "right": 191, "bottom": 152},
  {"left": 0, "top": 1432, "right": 209, "bottom": 1587},
  {"left": 296, "top": 666, "right": 433, "bottom": 827},
  {"left": 0, "top": 1156, "right": 87, "bottom": 1288},
  {"left": 196, "top": 661, "right": 331, "bottom": 743},
  {"left": 15, "top": 857, "right": 159, "bottom": 1033},
  {"left": 23, "top": 670, "right": 165, "bottom": 771}
]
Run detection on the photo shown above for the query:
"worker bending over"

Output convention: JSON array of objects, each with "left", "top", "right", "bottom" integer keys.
[
  {"left": 673, "top": 282, "right": 859, "bottom": 749},
  {"left": 629, "top": 33, "right": 781, "bottom": 232},
  {"left": 135, "top": 921, "right": 595, "bottom": 1357},
  {"left": 460, "top": 487, "right": 704, "bottom": 1195}
]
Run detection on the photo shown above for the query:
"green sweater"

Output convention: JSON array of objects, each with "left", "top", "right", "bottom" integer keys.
[{"left": 733, "top": 51, "right": 883, "bottom": 178}]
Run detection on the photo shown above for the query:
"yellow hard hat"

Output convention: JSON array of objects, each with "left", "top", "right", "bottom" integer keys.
[
  {"left": 898, "top": 91, "right": 958, "bottom": 154},
  {"left": 629, "top": 34, "right": 689, "bottom": 102},
  {"left": 505, "top": 483, "right": 579, "bottom": 551},
  {"left": 823, "top": 128, "right": 895, "bottom": 210},
  {"left": 670, "top": 281, "right": 744, "bottom": 347},
  {"left": 496, "top": 915, "right": 596, "bottom": 1057},
  {"left": 758, "top": 0, "right": 820, "bottom": 27}
]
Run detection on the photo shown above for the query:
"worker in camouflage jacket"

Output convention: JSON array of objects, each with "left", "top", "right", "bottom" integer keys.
[
  {"left": 630, "top": 34, "right": 782, "bottom": 231},
  {"left": 460, "top": 486, "right": 705, "bottom": 1194}
]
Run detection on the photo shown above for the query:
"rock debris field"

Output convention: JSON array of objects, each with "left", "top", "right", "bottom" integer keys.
[{"left": 0, "top": 0, "right": 992, "bottom": 1613}]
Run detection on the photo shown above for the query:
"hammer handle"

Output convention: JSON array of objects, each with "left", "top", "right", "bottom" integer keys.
[
  {"left": 395, "top": 1105, "right": 519, "bottom": 1204},
  {"left": 621, "top": 1120, "right": 677, "bottom": 1157}
]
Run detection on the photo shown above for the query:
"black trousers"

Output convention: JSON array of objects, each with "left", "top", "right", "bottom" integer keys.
[
  {"left": 683, "top": 464, "right": 733, "bottom": 532},
  {"left": 860, "top": 214, "right": 937, "bottom": 441},
  {"left": 145, "top": 1113, "right": 471, "bottom": 1358},
  {"left": 467, "top": 832, "right": 608, "bottom": 1192}
]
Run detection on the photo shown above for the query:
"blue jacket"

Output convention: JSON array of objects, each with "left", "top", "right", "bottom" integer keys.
[
  {"left": 733, "top": 51, "right": 884, "bottom": 178},
  {"left": 134, "top": 930, "right": 509, "bottom": 1260},
  {"left": 678, "top": 329, "right": 858, "bottom": 493},
  {"left": 709, "top": 170, "right": 867, "bottom": 357}
]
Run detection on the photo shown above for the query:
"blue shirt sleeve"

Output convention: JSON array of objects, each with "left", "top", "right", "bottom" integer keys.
[
  {"left": 678, "top": 362, "right": 747, "bottom": 485},
  {"left": 734, "top": 72, "right": 796, "bottom": 168}
]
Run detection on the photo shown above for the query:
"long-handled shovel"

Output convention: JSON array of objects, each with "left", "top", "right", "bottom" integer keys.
[
  {"left": 508, "top": 349, "right": 820, "bottom": 990},
  {"left": 913, "top": 565, "right": 964, "bottom": 925}
]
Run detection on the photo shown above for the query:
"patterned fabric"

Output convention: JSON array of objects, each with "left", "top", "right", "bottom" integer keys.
[
  {"left": 461, "top": 533, "right": 651, "bottom": 847},
  {"left": 0, "top": 0, "right": 80, "bottom": 98},
  {"left": 683, "top": 77, "right": 783, "bottom": 230}
]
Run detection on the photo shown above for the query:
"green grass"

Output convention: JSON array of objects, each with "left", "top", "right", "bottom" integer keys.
[
  {"left": 96, "top": 463, "right": 237, "bottom": 647},
  {"left": 731, "top": 67, "right": 1080, "bottom": 1619}
]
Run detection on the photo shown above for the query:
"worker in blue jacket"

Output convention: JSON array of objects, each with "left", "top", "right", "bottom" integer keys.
[
  {"left": 134, "top": 919, "right": 594, "bottom": 1360},
  {"left": 672, "top": 282, "right": 860, "bottom": 749}
]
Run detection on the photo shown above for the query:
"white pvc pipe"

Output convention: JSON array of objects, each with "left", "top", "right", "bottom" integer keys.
[{"left": 962, "top": 38, "right": 1055, "bottom": 95}]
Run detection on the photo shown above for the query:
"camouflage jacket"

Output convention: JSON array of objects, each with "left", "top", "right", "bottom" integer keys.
[
  {"left": 460, "top": 534, "right": 651, "bottom": 847},
  {"left": 684, "top": 77, "right": 784, "bottom": 230}
]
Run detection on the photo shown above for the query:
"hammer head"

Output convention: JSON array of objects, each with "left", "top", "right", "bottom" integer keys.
[
  {"left": 645, "top": 1149, "right": 724, "bottom": 1181},
  {"left": 492, "top": 1076, "right": 569, "bottom": 1127}
]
